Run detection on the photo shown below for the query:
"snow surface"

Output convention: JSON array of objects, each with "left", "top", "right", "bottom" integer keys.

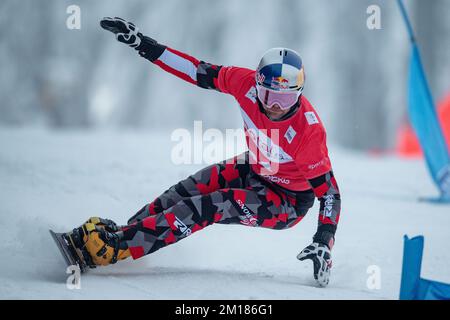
[{"left": 0, "top": 128, "right": 449, "bottom": 299}]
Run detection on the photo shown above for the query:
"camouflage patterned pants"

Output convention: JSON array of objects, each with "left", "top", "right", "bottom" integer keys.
[{"left": 122, "top": 152, "right": 315, "bottom": 259}]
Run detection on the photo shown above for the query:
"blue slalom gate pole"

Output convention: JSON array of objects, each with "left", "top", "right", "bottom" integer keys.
[{"left": 397, "top": 0, "right": 450, "bottom": 201}]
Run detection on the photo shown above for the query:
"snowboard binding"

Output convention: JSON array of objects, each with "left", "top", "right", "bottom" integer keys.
[
  {"left": 50, "top": 217, "right": 130, "bottom": 273},
  {"left": 50, "top": 228, "right": 96, "bottom": 273}
]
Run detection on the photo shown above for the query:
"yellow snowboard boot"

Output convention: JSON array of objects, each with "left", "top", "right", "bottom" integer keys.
[{"left": 66, "top": 217, "right": 130, "bottom": 269}]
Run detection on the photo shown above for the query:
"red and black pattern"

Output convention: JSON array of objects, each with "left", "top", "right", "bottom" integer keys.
[
  {"left": 308, "top": 171, "right": 341, "bottom": 249},
  {"left": 122, "top": 152, "right": 315, "bottom": 259}
]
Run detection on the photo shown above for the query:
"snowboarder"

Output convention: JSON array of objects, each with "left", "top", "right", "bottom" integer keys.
[{"left": 56, "top": 17, "right": 341, "bottom": 287}]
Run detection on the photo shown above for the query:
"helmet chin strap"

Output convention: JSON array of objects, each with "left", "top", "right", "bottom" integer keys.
[{"left": 257, "top": 98, "right": 301, "bottom": 121}]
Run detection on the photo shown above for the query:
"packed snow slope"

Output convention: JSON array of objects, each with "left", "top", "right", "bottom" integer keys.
[{"left": 0, "top": 128, "right": 449, "bottom": 299}]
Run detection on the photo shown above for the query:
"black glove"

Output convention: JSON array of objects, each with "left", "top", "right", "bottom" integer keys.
[
  {"left": 100, "top": 17, "right": 142, "bottom": 48},
  {"left": 100, "top": 17, "right": 166, "bottom": 62},
  {"left": 297, "top": 242, "right": 332, "bottom": 287}
]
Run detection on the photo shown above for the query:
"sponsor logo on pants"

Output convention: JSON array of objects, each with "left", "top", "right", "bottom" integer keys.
[
  {"left": 174, "top": 217, "right": 192, "bottom": 237},
  {"left": 236, "top": 199, "right": 258, "bottom": 227}
]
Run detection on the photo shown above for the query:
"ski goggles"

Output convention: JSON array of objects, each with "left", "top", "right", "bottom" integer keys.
[{"left": 256, "top": 85, "right": 302, "bottom": 110}]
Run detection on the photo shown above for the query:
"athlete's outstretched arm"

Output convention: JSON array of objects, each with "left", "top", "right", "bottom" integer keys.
[
  {"left": 100, "top": 17, "right": 222, "bottom": 91},
  {"left": 138, "top": 40, "right": 222, "bottom": 90}
]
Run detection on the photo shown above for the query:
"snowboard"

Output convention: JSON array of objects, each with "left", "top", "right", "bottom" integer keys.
[{"left": 49, "top": 230, "right": 88, "bottom": 273}]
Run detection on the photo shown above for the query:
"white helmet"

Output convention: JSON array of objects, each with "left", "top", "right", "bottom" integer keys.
[{"left": 255, "top": 48, "right": 305, "bottom": 109}]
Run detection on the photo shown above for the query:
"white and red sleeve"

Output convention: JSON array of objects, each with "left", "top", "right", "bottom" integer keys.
[
  {"left": 153, "top": 47, "right": 200, "bottom": 86},
  {"left": 136, "top": 36, "right": 251, "bottom": 94}
]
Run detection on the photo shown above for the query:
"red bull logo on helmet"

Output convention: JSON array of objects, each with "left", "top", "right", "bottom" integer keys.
[{"left": 271, "top": 76, "right": 290, "bottom": 90}]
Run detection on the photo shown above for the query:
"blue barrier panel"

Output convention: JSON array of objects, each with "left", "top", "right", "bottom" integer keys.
[{"left": 400, "top": 235, "right": 450, "bottom": 300}]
